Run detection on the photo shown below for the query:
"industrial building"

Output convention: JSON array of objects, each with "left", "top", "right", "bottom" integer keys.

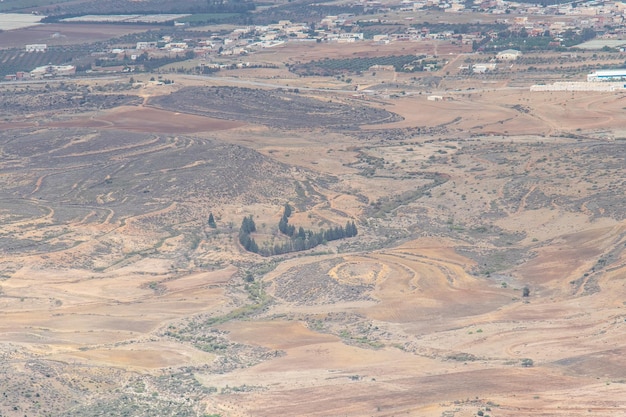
[{"left": 587, "top": 69, "right": 626, "bottom": 82}]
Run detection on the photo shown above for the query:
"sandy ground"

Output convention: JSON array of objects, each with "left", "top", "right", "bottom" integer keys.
[{"left": 365, "top": 89, "right": 626, "bottom": 136}]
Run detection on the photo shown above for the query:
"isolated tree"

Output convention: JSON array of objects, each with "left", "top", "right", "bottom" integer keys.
[
  {"left": 208, "top": 213, "right": 217, "bottom": 228},
  {"left": 522, "top": 286, "right": 530, "bottom": 297}
]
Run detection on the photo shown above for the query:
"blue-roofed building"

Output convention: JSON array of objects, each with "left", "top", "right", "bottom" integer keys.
[{"left": 587, "top": 69, "right": 626, "bottom": 82}]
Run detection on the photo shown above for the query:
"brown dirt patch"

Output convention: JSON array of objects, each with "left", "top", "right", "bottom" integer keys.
[
  {"left": 52, "top": 340, "right": 216, "bottom": 369},
  {"left": 514, "top": 225, "right": 623, "bottom": 287},
  {"left": 47, "top": 105, "right": 245, "bottom": 133},
  {"left": 219, "top": 321, "right": 338, "bottom": 350},
  {"left": 0, "top": 23, "right": 159, "bottom": 48}
]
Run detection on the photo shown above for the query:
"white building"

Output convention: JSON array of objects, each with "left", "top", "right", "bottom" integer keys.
[
  {"left": 25, "top": 44, "right": 47, "bottom": 52},
  {"left": 340, "top": 32, "right": 363, "bottom": 40},
  {"left": 473, "top": 63, "right": 497, "bottom": 73},
  {"left": 587, "top": 69, "right": 626, "bottom": 82},
  {"left": 164, "top": 42, "right": 188, "bottom": 50},
  {"left": 30, "top": 65, "right": 76, "bottom": 78},
  {"left": 497, "top": 49, "right": 522, "bottom": 60},
  {"left": 136, "top": 41, "right": 157, "bottom": 50}
]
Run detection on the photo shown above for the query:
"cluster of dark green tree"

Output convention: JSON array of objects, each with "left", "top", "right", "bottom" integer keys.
[
  {"left": 278, "top": 203, "right": 357, "bottom": 244},
  {"left": 238, "top": 204, "right": 357, "bottom": 256},
  {"left": 238, "top": 215, "right": 259, "bottom": 253},
  {"left": 475, "top": 27, "right": 596, "bottom": 52}
]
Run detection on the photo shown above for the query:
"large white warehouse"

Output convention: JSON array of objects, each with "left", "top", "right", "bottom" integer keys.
[{"left": 587, "top": 69, "right": 626, "bottom": 82}]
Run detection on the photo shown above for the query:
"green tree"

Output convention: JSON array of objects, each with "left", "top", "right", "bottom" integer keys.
[
  {"left": 240, "top": 215, "right": 256, "bottom": 234},
  {"left": 283, "top": 203, "right": 292, "bottom": 218},
  {"left": 208, "top": 213, "right": 217, "bottom": 228},
  {"left": 345, "top": 220, "right": 358, "bottom": 237},
  {"left": 238, "top": 215, "right": 258, "bottom": 253}
]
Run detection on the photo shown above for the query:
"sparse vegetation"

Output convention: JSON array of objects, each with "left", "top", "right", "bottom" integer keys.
[
  {"left": 290, "top": 55, "right": 440, "bottom": 76},
  {"left": 1, "top": 6, "right": 625, "bottom": 416}
]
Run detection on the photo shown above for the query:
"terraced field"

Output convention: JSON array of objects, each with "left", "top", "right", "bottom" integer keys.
[{"left": 0, "top": 73, "right": 625, "bottom": 417}]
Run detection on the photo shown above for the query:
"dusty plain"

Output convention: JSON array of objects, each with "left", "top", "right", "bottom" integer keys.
[
  {"left": 0, "top": 23, "right": 162, "bottom": 48},
  {"left": 1, "top": 38, "right": 626, "bottom": 417}
]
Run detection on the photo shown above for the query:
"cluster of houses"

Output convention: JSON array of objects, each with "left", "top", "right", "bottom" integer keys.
[
  {"left": 82, "top": 20, "right": 368, "bottom": 71},
  {"left": 117, "top": 0, "right": 626, "bottom": 63},
  {"left": 391, "top": 0, "right": 626, "bottom": 20},
  {"left": 7, "top": 0, "right": 626, "bottom": 80},
  {"left": 88, "top": 14, "right": 516, "bottom": 68},
  {"left": 129, "top": 21, "right": 366, "bottom": 58}
]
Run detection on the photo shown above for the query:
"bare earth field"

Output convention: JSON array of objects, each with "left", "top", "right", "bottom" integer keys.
[
  {"left": 0, "top": 23, "right": 160, "bottom": 48},
  {"left": 0, "top": 49, "right": 625, "bottom": 417},
  {"left": 48, "top": 106, "right": 246, "bottom": 133}
]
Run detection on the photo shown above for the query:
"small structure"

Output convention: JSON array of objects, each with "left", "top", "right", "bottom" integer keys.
[{"left": 472, "top": 63, "right": 497, "bottom": 73}]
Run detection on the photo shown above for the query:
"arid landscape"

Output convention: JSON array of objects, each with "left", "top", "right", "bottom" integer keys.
[{"left": 2, "top": 2, "right": 626, "bottom": 415}]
